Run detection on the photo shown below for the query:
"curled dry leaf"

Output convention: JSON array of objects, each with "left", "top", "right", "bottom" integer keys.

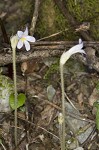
[
  {"left": 77, "top": 92, "right": 84, "bottom": 108},
  {"left": 21, "top": 60, "right": 39, "bottom": 76},
  {"left": 37, "top": 105, "right": 55, "bottom": 127}
]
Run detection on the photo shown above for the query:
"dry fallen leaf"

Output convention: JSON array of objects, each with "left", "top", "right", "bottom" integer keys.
[
  {"left": 37, "top": 105, "right": 55, "bottom": 127},
  {"left": 77, "top": 92, "right": 84, "bottom": 107},
  {"left": 21, "top": 59, "right": 39, "bottom": 76},
  {"left": 89, "top": 88, "right": 99, "bottom": 106}
]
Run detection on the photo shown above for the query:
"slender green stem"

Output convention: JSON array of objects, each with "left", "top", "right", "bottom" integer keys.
[
  {"left": 0, "top": 142, "right": 7, "bottom": 150},
  {"left": 12, "top": 47, "right": 17, "bottom": 146},
  {"left": 60, "top": 64, "right": 65, "bottom": 150}
]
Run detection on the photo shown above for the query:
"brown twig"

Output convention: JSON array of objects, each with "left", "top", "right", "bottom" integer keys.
[
  {"left": 30, "top": 0, "right": 41, "bottom": 35},
  {"left": 16, "top": 115, "right": 60, "bottom": 140},
  {"left": 37, "top": 29, "right": 68, "bottom": 41}
]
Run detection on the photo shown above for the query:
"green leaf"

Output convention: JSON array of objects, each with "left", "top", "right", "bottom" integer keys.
[
  {"left": 9, "top": 93, "right": 26, "bottom": 110},
  {"left": 96, "top": 82, "right": 99, "bottom": 90},
  {"left": 0, "top": 139, "right": 2, "bottom": 143},
  {"left": 96, "top": 107, "right": 99, "bottom": 130},
  {"left": 94, "top": 101, "right": 99, "bottom": 130},
  {"left": 94, "top": 100, "right": 99, "bottom": 108}
]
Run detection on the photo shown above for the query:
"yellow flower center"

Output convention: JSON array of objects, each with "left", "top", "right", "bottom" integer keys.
[{"left": 21, "top": 37, "right": 26, "bottom": 42}]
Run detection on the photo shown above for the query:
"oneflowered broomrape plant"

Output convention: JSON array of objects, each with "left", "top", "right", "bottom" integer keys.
[
  {"left": 10, "top": 27, "right": 36, "bottom": 146},
  {"left": 10, "top": 35, "right": 18, "bottom": 146},
  {"left": 59, "top": 39, "right": 86, "bottom": 150}
]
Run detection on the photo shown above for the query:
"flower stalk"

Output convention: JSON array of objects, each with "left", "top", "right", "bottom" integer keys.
[
  {"left": 60, "top": 39, "right": 85, "bottom": 150},
  {"left": 60, "top": 64, "right": 66, "bottom": 150},
  {"left": 10, "top": 35, "right": 18, "bottom": 146},
  {"left": 10, "top": 27, "right": 35, "bottom": 146},
  {"left": 58, "top": 113, "right": 64, "bottom": 150}
]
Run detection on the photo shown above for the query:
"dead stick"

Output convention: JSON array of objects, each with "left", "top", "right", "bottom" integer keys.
[
  {"left": 0, "top": 41, "right": 99, "bottom": 73},
  {"left": 30, "top": 0, "right": 41, "bottom": 35}
]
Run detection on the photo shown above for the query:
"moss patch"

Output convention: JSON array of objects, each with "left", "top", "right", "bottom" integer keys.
[
  {"left": 35, "top": 0, "right": 99, "bottom": 40},
  {"left": 1, "top": 0, "right": 99, "bottom": 40},
  {"left": 67, "top": 0, "right": 99, "bottom": 40},
  {"left": 35, "top": 0, "right": 76, "bottom": 40}
]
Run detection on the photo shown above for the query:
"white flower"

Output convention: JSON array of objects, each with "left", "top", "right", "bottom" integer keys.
[
  {"left": 60, "top": 39, "right": 86, "bottom": 65},
  {"left": 17, "top": 27, "right": 36, "bottom": 51}
]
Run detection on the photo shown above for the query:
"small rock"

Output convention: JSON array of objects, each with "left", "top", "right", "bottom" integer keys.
[{"left": 0, "top": 75, "right": 13, "bottom": 113}]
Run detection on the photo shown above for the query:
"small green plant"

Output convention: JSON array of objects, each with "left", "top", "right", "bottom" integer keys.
[
  {"left": 60, "top": 39, "right": 85, "bottom": 150},
  {"left": 10, "top": 35, "right": 18, "bottom": 146}
]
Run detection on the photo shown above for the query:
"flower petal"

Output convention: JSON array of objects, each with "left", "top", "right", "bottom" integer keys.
[
  {"left": 60, "top": 39, "right": 85, "bottom": 65},
  {"left": 26, "top": 36, "right": 36, "bottom": 42},
  {"left": 24, "top": 40, "right": 30, "bottom": 51},
  {"left": 24, "top": 27, "right": 28, "bottom": 36},
  {"left": 68, "top": 42, "right": 84, "bottom": 55},
  {"left": 17, "top": 39, "right": 23, "bottom": 49},
  {"left": 17, "top": 31, "right": 23, "bottom": 38}
]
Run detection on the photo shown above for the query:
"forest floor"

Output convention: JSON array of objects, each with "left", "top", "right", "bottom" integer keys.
[
  {"left": 0, "top": 0, "right": 99, "bottom": 150},
  {"left": 0, "top": 53, "right": 99, "bottom": 150}
]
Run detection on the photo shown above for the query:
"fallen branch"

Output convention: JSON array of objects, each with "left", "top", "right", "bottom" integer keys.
[{"left": 0, "top": 41, "right": 99, "bottom": 72}]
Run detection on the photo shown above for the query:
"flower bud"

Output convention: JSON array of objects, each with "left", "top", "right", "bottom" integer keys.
[
  {"left": 10, "top": 35, "right": 18, "bottom": 49},
  {"left": 58, "top": 113, "right": 64, "bottom": 124}
]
